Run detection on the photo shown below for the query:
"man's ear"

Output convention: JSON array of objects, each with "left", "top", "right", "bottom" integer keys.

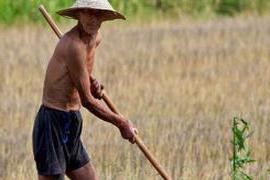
[{"left": 75, "top": 10, "right": 81, "bottom": 20}]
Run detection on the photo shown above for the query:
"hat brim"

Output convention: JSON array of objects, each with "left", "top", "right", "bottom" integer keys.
[{"left": 56, "top": 7, "right": 126, "bottom": 21}]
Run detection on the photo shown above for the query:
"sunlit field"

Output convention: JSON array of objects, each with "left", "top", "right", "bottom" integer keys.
[{"left": 1, "top": 17, "right": 270, "bottom": 179}]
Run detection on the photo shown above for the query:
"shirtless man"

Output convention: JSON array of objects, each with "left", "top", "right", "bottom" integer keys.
[{"left": 32, "top": 1, "right": 135, "bottom": 179}]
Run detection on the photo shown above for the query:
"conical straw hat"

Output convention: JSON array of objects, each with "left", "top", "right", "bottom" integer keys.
[{"left": 57, "top": 0, "right": 126, "bottom": 21}]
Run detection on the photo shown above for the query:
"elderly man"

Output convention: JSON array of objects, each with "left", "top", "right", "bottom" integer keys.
[{"left": 32, "top": 1, "right": 136, "bottom": 179}]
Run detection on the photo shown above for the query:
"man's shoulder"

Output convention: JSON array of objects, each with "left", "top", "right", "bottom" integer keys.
[{"left": 57, "top": 30, "right": 85, "bottom": 55}]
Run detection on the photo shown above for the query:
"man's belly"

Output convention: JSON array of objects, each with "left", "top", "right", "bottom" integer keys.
[
  {"left": 42, "top": 99, "right": 82, "bottom": 112},
  {"left": 42, "top": 85, "right": 82, "bottom": 112},
  {"left": 42, "top": 54, "right": 86, "bottom": 112}
]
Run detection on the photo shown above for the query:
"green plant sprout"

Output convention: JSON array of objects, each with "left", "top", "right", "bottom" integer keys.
[{"left": 230, "top": 117, "right": 255, "bottom": 180}]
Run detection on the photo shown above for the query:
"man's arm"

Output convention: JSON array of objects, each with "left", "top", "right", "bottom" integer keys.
[
  {"left": 65, "top": 41, "right": 135, "bottom": 142},
  {"left": 90, "top": 31, "right": 103, "bottom": 99}
]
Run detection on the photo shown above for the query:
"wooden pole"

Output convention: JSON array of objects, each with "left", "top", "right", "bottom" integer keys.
[{"left": 38, "top": 5, "right": 171, "bottom": 180}]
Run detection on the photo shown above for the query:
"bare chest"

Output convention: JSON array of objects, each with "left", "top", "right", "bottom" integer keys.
[
  {"left": 81, "top": 32, "right": 101, "bottom": 74},
  {"left": 85, "top": 45, "right": 97, "bottom": 74}
]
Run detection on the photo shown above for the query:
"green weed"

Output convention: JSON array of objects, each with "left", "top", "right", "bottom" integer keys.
[{"left": 230, "top": 117, "right": 255, "bottom": 180}]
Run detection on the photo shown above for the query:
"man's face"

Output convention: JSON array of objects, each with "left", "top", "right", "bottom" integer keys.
[{"left": 78, "top": 10, "right": 102, "bottom": 34}]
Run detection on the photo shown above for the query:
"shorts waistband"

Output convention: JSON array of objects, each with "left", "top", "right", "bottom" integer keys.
[{"left": 41, "top": 104, "right": 80, "bottom": 114}]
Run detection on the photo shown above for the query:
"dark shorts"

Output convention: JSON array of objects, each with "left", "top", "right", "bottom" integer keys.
[{"left": 32, "top": 105, "right": 90, "bottom": 176}]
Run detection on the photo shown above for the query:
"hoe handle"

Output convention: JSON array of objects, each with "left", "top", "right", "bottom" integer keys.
[
  {"left": 39, "top": 5, "right": 171, "bottom": 180},
  {"left": 39, "top": 5, "right": 62, "bottom": 39}
]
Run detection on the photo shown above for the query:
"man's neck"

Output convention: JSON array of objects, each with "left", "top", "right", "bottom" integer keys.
[{"left": 77, "top": 22, "right": 98, "bottom": 46}]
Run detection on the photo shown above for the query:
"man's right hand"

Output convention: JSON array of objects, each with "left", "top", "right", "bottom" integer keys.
[{"left": 118, "top": 118, "right": 136, "bottom": 143}]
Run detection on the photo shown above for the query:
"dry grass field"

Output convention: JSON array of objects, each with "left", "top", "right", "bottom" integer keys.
[{"left": 1, "top": 17, "right": 270, "bottom": 179}]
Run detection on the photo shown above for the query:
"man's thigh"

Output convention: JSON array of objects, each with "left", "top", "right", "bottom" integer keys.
[
  {"left": 66, "top": 162, "right": 98, "bottom": 180},
  {"left": 38, "top": 174, "right": 64, "bottom": 180}
]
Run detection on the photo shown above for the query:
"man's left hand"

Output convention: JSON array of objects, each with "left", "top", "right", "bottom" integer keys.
[{"left": 90, "top": 79, "right": 104, "bottom": 99}]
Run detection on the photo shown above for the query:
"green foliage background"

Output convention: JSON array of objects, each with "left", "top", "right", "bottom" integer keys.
[{"left": 0, "top": 0, "right": 270, "bottom": 24}]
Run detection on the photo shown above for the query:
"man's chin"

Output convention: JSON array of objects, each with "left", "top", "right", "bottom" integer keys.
[{"left": 84, "top": 28, "right": 98, "bottom": 35}]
